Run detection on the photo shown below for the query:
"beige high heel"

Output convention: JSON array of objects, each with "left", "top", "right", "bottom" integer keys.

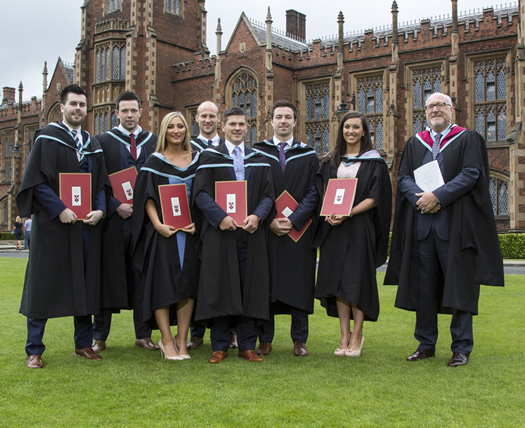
[
  {"left": 174, "top": 338, "right": 191, "bottom": 359},
  {"left": 159, "top": 339, "right": 183, "bottom": 361},
  {"left": 345, "top": 336, "right": 364, "bottom": 357},
  {"left": 334, "top": 333, "right": 352, "bottom": 356}
]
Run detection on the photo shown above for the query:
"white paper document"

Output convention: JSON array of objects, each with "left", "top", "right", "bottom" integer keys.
[
  {"left": 72, "top": 186, "right": 82, "bottom": 206},
  {"left": 281, "top": 206, "right": 293, "bottom": 218},
  {"left": 227, "top": 194, "right": 236, "bottom": 213},
  {"left": 122, "top": 181, "right": 133, "bottom": 200},
  {"left": 414, "top": 160, "right": 445, "bottom": 192},
  {"left": 171, "top": 197, "right": 181, "bottom": 216},
  {"left": 334, "top": 189, "right": 345, "bottom": 205}
]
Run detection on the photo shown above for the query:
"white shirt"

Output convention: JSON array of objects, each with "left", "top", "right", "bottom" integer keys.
[
  {"left": 273, "top": 135, "right": 294, "bottom": 149},
  {"left": 118, "top": 124, "right": 143, "bottom": 159},
  {"left": 225, "top": 140, "right": 245, "bottom": 157},
  {"left": 198, "top": 134, "right": 221, "bottom": 147},
  {"left": 62, "top": 122, "right": 83, "bottom": 162}
]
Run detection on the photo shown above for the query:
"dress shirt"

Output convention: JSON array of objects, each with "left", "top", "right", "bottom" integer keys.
[
  {"left": 224, "top": 140, "right": 245, "bottom": 157},
  {"left": 273, "top": 135, "right": 294, "bottom": 148},
  {"left": 198, "top": 134, "right": 221, "bottom": 147}
]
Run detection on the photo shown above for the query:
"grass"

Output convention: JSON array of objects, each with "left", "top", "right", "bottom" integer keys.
[{"left": 1, "top": 257, "right": 524, "bottom": 427}]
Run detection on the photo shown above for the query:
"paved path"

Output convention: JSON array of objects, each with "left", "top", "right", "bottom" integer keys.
[{"left": 2, "top": 242, "right": 525, "bottom": 274}]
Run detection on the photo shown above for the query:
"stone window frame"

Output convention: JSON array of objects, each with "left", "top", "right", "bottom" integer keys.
[
  {"left": 489, "top": 169, "right": 510, "bottom": 219},
  {"left": 186, "top": 105, "right": 199, "bottom": 140},
  {"left": 349, "top": 69, "right": 387, "bottom": 154},
  {"left": 225, "top": 68, "right": 260, "bottom": 148},
  {"left": 95, "top": 42, "right": 126, "bottom": 84},
  {"left": 47, "top": 102, "right": 62, "bottom": 124},
  {"left": 105, "top": 0, "right": 121, "bottom": 15},
  {"left": 1, "top": 128, "right": 15, "bottom": 183},
  {"left": 298, "top": 77, "right": 333, "bottom": 157},
  {"left": 165, "top": 0, "right": 183, "bottom": 17},
  {"left": 94, "top": 107, "right": 111, "bottom": 135},
  {"left": 404, "top": 60, "right": 446, "bottom": 138},
  {"left": 466, "top": 50, "right": 512, "bottom": 148}
]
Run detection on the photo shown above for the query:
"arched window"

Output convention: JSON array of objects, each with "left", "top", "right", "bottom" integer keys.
[
  {"left": 230, "top": 71, "right": 258, "bottom": 147},
  {"left": 95, "top": 44, "right": 125, "bottom": 83},
  {"left": 413, "top": 67, "right": 442, "bottom": 134},
  {"left": 474, "top": 58, "right": 507, "bottom": 142}
]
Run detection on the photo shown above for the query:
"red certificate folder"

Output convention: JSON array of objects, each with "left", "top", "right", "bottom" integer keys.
[
  {"left": 109, "top": 166, "right": 137, "bottom": 204},
  {"left": 275, "top": 190, "right": 312, "bottom": 243},
  {"left": 320, "top": 178, "right": 358, "bottom": 217},
  {"left": 59, "top": 173, "right": 92, "bottom": 220},
  {"left": 215, "top": 180, "right": 248, "bottom": 226},
  {"left": 159, "top": 184, "right": 192, "bottom": 230}
]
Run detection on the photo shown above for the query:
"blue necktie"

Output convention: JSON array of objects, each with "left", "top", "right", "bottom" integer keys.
[
  {"left": 233, "top": 146, "right": 244, "bottom": 181},
  {"left": 72, "top": 130, "right": 85, "bottom": 165},
  {"left": 432, "top": 133, "right": 442, "bottom": 160}
]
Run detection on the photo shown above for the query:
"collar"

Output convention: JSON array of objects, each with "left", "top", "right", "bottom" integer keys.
[
  {"left": 61, "top": 121, "right": 81, "bottom": 135},
  {"left": 429, "top": 124, "right": 453, "bottom": 140},
  {"left": 273, "top": 136, "right": 294, "bottom": 148},
  {"left": 118, "top": 124, "right": 142, "bottom": 137},
  {"left": 198, "top": 134, "right": 220, "bottom": 146},
  {"left": 225, "top": 140, "right": 245, "bottom": 156}
]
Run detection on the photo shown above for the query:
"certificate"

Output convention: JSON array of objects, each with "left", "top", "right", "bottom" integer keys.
[
  {"left": 159, "top": 184, "right": 192, "bottom": 230},
  {"left": 275, "top": 190, "right": 312, "bottom": 242},
  {"left": 59, "top": 173, "right": 92, "bottom": 220},
  {"left": 414, "top": 160, "right": 445, "bottom": 192},
  {"left": 215, "top": 180, "right": 247, "bottom": 226},
  {"left": 109, "top": 166, "right": 138, "bottom": 203},
  {"left": 320, "top": 178, "right": 358, "bottom": 217}
]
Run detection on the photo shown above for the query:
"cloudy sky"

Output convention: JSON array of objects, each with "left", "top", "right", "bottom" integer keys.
[{"left": 0, "top": 0, "right": 512, "bottom": 100}]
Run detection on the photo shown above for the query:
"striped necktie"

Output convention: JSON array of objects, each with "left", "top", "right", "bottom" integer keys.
[
  {"left": 432, "top": 133, "right": 442, "bottom": 160},
  {"left": 72, "top": 130, "right": 85, "bottom": 165}
]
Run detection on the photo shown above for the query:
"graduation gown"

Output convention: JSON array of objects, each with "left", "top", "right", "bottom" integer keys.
[
  {"left": 384, "top": 129, "right": 504, "bottom": 315},
  {"left": 97, "top": 128, "right": 158, "bottom": 309},
  {"left": 192, "top": 145, "right": 274, "bottom": 323},
  {"left": 313, "top": 152, "right": 392, "bottom": 321},
  {"left": 252, "top": 139, "right": 318, "bottom": 314},
  {"left": 190, "top": 136, "right": 225, "bottom": 152},
  {"left": 17, "top": 123, "right": 111, "bottom": 319},
  {"left": 132, "top": 152, "right": 200, "bottom": 329}
]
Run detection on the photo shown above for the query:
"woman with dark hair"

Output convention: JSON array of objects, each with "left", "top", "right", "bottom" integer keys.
[
  {"left": 313, "top": 111, "right": 392, "bottom": 357},
  {"left": 133, "top": 112, "right": 200, "bottom": 361}
]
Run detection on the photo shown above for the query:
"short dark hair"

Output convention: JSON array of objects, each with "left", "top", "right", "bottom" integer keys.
[
  {"left": 222, "top": 107, "right": 246, "bottom": 124},
  {"left": 60, "top": 84, "right": 87, "bottom": 105},
  {"left": 329, "top": 111, "right": 373, "bottom": 169},
  {"left": 115, "top": 91, "right": 142, "bottom": 110},
  {"left": 271, "top": 100, "right": 297, "bottom": 120}
]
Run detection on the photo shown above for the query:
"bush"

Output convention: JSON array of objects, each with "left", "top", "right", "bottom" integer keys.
[{"left": 498, "top": 233, "right": 525, "bottom": 259}]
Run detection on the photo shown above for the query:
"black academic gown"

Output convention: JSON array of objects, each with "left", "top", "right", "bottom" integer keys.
[
  {"left": 384, "top": 129, "right": 504, "bottom": 315},
  {"left": 97, "top": 128, "right": 158, "bottom": 309},
  {"left": 132, "top": 153, "right": 201, "bottom": 329},
  {"left": 190, "top": 136, "right": 225, "bottom": 152},
  {"left": 252, "top": 139, "right": 318, "bottom": 314},
  {"left": 17, "top": 123, "right": 111, "bottom": 319},
  {"left": 313, "top": 153, "right": 392, "bottom": 321},
  {"left": 192, "top": 144, "right": 275, "bottom": 323}
]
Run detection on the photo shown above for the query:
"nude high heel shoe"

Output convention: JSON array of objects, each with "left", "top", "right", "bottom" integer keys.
[{"left": 159, "top": 339, "right": 184, "bottom": 361}]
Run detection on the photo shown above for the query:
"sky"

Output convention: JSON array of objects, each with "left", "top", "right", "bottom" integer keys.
[{"left": 0, "top": 0, "right": 515, "bottom": 101}]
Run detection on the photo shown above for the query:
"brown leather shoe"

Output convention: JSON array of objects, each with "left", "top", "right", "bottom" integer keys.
[
  {"left": 209, "top": 350, "right": 228, "bottom": 363},
  {"left": 293, "top": 340, "right": 308, "bottom": 357},
  {"left": 229, "top": 334, "right": 238, "bottom": 349},
  {"left": 448, "top": 352, "right": 468, "bottom": 367},
  {"left": 406, "top": 349, "right": 435, "bottom": 361},
  {"left": 238, "top": 350, "right": 263, "bottom": 362},
  {"left": 26, "top": 355, "right": 43, "bottom": 368},
  {"left": 256, "top": 341, "right": 272, "bottom": 356},
  {"left": 187, "top": 336, "right": 204, "bottom": 350},
  {"left": 92, "top": 339, "right": 106, "bottom": 353},
  {"left": 135, "top": 338, "right": 159, "bottom": 350},
  {"left": 75, "top": 347, "right": 102, "bottom": 360}
]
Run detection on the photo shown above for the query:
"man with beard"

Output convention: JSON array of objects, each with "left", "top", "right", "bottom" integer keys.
[
  {"left": 252, "top": 101, "right": 318, "bottom": 357},
  {"left": 93, "top": 91, "right": 159, "bottom": 353},
  {"left": 18, "top": 84, "right": 110, "bottom": 368},
  {"left": 385, "top": 92, "right": 504, "bottom": 367}
]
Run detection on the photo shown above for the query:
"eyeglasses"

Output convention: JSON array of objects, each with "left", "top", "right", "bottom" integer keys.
[{"left": 424, "top": 102, "right": 452, "bottom": 111}]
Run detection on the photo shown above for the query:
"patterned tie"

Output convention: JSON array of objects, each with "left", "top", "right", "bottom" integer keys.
[
  {"left": 208, "top": 139, "right": 213, "bottom": 147},
  {"left": 432, "top": 133, "right": 442, "bottom": 160},
  {"left": 233, "top": 146, "right": 245, "bottom": 181},
  {"left": 279, "top": 142, "right": 287, "bottom": 172},
  {"left": 130, "top": 133, "right": 137, "bottom": 161},
  {"left": 72, "top": 130, "right": 85, "bottom": 165}
]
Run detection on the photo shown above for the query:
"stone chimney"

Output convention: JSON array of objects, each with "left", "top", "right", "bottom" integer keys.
[
  {"left": 286, "top": 9, "right": 306, "bottom": 41},
  {"left": 3, "top": 87, "right": 16, "bottom": 104}
]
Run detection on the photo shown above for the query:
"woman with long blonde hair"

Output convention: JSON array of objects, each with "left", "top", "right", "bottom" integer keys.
[{"left": 133, "top": 112, "right": 200, "bottom": 360}]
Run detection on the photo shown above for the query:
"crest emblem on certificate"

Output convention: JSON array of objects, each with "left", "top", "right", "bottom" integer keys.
[
  {"left": 122, "top": 181, "right": 133, "bottom": 200},
  {"left": 334, "top": 188, "right": 345, "bottom": 205},
  {"left": 171, "top": 197, "right": 181, "bottom": 216},
  {"left": 227, "top": 194, "right": 236, "bottom": 213},
  {"left": 72, "top": 186, "right": 82, "bottom": 206}
]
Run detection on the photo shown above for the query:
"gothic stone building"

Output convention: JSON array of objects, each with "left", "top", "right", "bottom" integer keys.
[{"left": 1, "top": 0, "right": 524, "bottom": 234}]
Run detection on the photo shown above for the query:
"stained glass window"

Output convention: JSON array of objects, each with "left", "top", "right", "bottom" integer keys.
[
  {"left": 357, "top": 75, "right": 384, "bottom": 150},
  {"left": 489, "top": 177, "right": 509, "bottom": 216},
  {"left": 305, "top": 82, "right": 330, "bottom": 155},
  {"left": 412, "top": 67, "right": 442, "bottom": 134},
  {"left": 230, "top": 72, "right": 258, "bottom": 147}
]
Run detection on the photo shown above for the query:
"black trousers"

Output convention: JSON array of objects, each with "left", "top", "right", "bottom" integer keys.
[
  {"left": 416, "top": 231, "right": 473, "bottom": 355},
  {"left": 257, "top": 306, "right": 309, "bottom": 344}
]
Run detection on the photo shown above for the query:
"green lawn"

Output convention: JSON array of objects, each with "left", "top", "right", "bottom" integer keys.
[{"left": 1, "top": 258, "right": 523, "bottom": 427}]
